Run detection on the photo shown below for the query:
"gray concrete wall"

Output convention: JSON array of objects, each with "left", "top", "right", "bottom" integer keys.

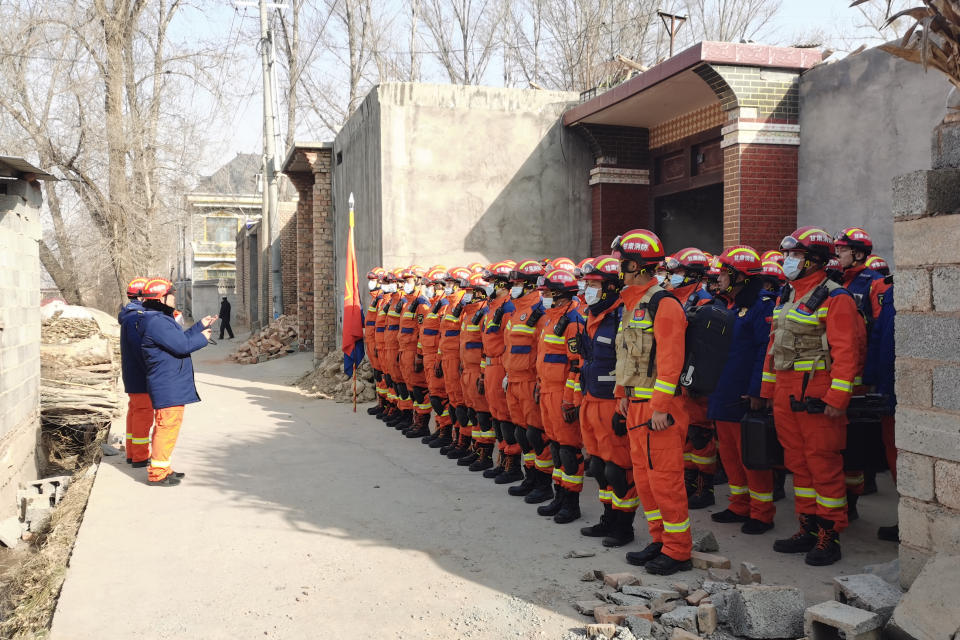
[
  {"left": 0, "top": 178, "right": 42, "bottom": 518},
  {"left": 798, "top": 45, "right": 951, "bottom": 267}
]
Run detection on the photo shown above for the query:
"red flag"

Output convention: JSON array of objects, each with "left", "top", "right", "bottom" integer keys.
[{"left": 342, "top": 201, "right": 365, "bottom": 377}]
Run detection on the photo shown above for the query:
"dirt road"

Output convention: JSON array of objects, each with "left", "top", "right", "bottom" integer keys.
[{"left": 50, "top": 344, "right": 898, "bottom": 639}]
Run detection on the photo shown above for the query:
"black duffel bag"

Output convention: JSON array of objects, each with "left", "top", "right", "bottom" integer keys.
[{"left": 741, "top": 409, "right": 783, "bottom": 470}]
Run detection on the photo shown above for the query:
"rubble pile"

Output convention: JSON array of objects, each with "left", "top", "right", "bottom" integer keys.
[
  {"left": 296, "top": 350, "right": 376, "bottom": 404},
  {"left": 231, "top": 315, "right": 298, "bottom": 363}
]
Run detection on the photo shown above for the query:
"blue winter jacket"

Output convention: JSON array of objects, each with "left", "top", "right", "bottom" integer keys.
[
  {"left": 707, "top": 289, "right": 774, "bottom": 422},
  {"left": 118, "top": 300, "right": 149, "bottom": 394},
  {"left": 140, "top": 309, "right": 209, "bottom": 410},
  {"left": 863, "top": 284, "right": 896, "bottom": 411}
]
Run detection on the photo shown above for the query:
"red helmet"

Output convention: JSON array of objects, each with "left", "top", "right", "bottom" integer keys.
[
  {"left": 826, "top": 257, "right": 842, "bottom": 272},
  {"left": 425, "top": 267, "right": 447, "bottom": 284},
  {"left": 834, "top": 227, "right": 873, "bottom": 253},
  {"left": 401, "top": 265, "right": 425, "bottom": 280},
  {"left": 466, "top": 273, "right": 489, "bottom": 290},
  {"left": 761, "top": 250, "right": 784, "bottom": 265},
  {"left": 717, "top": 245, "right": 763, "bottom": 277},
  {"left": 466, "top": 262, "right": 485, "bottom": 274},
  {"left": 510, "top": 259, "right": 545, "bottom": 283},
  {"left": 573, "top": 258, "right": 593, "bottom": 279},
  {"left": 865, "top": 254, "right": 890, "bottom": 276},
  {"left": 142, "top": 278, "right": 175, "bottom": 300},
  {"left": 761, "top": 260, "right": 786, "bottom": 285},
  {"left": 577, "top": 257, "right": 592, "bottom": 270},
  {"left": 706, "top": 256, "right": 722, "bottom": 281},
  {"left": 483, "top": 260, "right": 516, "bottom": 281},
  {"left": 126, "top": 277, "right": 148, "bottom": 297},
  {"left": 582, "top": 255, "right": 621, "bottom": 283},
  {"left": 549, "top": 257, "right": 577, "bottom": 273},
  {"left": 366, "top": 267, "right": 386, "bottom": 280},
  {"left": 445, "top": 267, "right": 472, "bottom": 283},
  {"left": 780, "top": 226, "right": 835, "bottom": 260},
  {"left": 611, "top": 229, "right": 665, "bottom": 265},
  {"left": 665, "top": 247, "right": 710, "bottom": 273},
  {"left": 539, "top": 268, "right": 579, "bottom": 294}
]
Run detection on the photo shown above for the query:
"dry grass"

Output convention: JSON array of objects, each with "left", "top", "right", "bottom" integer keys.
[{"left": 0, "top": 472, "right": 96, "bottom": 639}]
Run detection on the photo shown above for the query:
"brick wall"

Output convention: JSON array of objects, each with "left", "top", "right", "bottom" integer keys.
[
  {"left": 278, "top": 201, "right": 298, "bottom": 318},
  {"left": 695, "top": 64, "right": 800, "bottom": 123},
  {"left": 589, "top": 179, "right": 652, "bottom": 255},
  {"left": 0, "top": 177, "right": 42, "bottom": 519},
  {"left": 288, "top": 172, "right": 315, "bottom": 350},
  {"left": 234, "top": 227, "right": 248, "bottom": 326},
  {"left": 312, "top": 154, "right": 336, "bottom": 360},
  {"left": 723, "top": 143, "right": 798, "bottom": 251},
  {"left": 573, "top": 124, "right": 649, "bottom": 168},
  {"left": 889, "top": 123, "right": 960, "bottom": 587}
]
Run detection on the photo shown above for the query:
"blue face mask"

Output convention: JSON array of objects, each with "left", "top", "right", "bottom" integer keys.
[
  {"left": 669, "top": 274, "right": 685, "bottom": 288},
  {"left": 782, "top": 256, "right": 804, "bottom": 281}
]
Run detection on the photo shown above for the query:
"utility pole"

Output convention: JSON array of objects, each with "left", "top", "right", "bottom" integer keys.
[{"left": 657, "top": 10, "right": 687, "bottom": 58}]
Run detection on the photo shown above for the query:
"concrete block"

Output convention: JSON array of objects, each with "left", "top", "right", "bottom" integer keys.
[
  {"left": 738, "top": 562, "right": 762, "bottom": 584},
  {"left": 594, "top": 605, "right": 653, "bottom": 625},
  {"left": 804, "top": 601, "right": 883, "bottom": 640},
  {"left": 697, "top": 604, "right": 718, "bottom": 635},
  {"left": 896, "top": 358, "right": 932, "bottom": 409},
  {"left": 891, "top": 168, "right": 960, "bottom": 219},
  {"left": 728, "top": 585, "right": 806, "bottom": 639},
  {"left": 896, "top": 313, "right": 960, "bottom": 363},
  {"left": 936, "top": 459, "right": 960, "bottom": 510},
  {"left": 932, "top": 120, "right": 960, "bottom": 170},
  {"left": 899, "top": 497, "right": 933, "bottom": 549},
  {"left": 586, "top": 623, "right": 618, "bottom": 639},
  {"left": 708, "top": 589, "right": 736, "bottom": 624},
  {"left": 690, "top": 552, "right": 730, "bottom": 570},
  {"left": 897, "top": 451, "right": 936, "bottom": 502},
  {"left": 895, "top": 407, "right": 960, "bottom": 463},
  {"left": 933, "top": 365, "right": 960, "bottom": 412},
  {"left": 575, "top": 600, "right": 608, "bottom": 615},
  {"left": 604, "top": 572, "right": 642, "bottom": 589},
  {"left": 887, "top": 554, "right": 960, "bottom": 640},
  {"left": 686, "top": 589, "right": 709, "bottom": 606},
  {"left": 932, "top": 266, "right": 960, "bottom": 312},
  {"left": 625, "top": 616, "right": 653, "bottom": 639},
  {"left": 895, "top": 269, "right": 933, "bottom": 312},
  {"left": 898, "top": 544, "right": 933, "bottom": 590},
  {"left": 660, "top": 607, "right": 699, "bottom": 633},
  {"left": 895, "top": 214, "right": 960, "bottom": 268},
  {"left": 0, "top": 517, "right": 21, "bottom": 548},
  {"left": 609, "top": 593, "right": 649, "bottom": 608},
  {"left": 652, "top": 599, "right": 679, "bottom": 616},
  {"left": 832, "top": 574, "right": 902, "bottom": 624},
  {"left": 669, "top": 629, "right": 701, "bottom": 640},
  {"left": 691, "top": 529, "right": 719, "bottom": 553}
]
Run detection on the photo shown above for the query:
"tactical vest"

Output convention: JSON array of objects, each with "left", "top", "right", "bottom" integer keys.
[
  {"left": 771, "top": 278, "right": 842, "bottom": 372},
  {"left": 614, "top": 285, "right": 664, "bottom": 399},
  {"left": 581, "top": 305, "right": 622, "bottom": 399}
]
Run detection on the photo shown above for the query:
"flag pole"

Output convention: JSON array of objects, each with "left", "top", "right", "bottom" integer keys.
[{"left": 350, "top": 193, "right": 357, "bottom": 413}]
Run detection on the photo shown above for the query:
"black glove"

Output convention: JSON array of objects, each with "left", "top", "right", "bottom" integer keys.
[
  {"left": 434, "top": 362, "right": 443, "bottom": 378},
  {"left": 561, "top": 402, "right": 579, "bottom": 423},
  {"left": 533, "top": 382, "right": 541, "bottom": 405},
  {"left": 413, "top": 354, "right": 424, "bottom": 373},
  {"left": 612, "top": 412, "right": 627, "bottom": 437},
  {"left": 477, "top": 376, "right": 485, "bottom": 395}
]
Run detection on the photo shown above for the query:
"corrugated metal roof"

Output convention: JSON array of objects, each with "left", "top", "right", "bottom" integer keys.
[{"left": 0, "top": 155, "right": 57, "bottom": 180}]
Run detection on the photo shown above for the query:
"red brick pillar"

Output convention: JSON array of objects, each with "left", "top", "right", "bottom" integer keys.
[
  {"left": 289, "top": 172, "right": 316, "bottom": 350},
  {"left": 721, "top": 120, "right": 799, "bottom": 251},
  {"left": 311, "top": 153, "right": 335, "bottom": 361},
  {"left": 589, "top": 167, "right": 651, "bottom": 255}
]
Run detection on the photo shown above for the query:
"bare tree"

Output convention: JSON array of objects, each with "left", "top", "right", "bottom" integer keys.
[
  {"left": 683, "top": 0, "right": 782, "bottom": 44},
  {"left": 420, "top": 0, "right": 504, "bottom": 85}
]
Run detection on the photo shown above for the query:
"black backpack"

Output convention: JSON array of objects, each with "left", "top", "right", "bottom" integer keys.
[{"left": 645, "top": 291, "right": 734, "bottom": 397}]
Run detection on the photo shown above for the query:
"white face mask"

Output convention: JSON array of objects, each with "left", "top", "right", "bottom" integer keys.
[
  {"left": 577, "top": 280, "right": 586, "bottom": 293},
  {"left": 403, "top": 282, "right": 415, "bottom": 295},
  {"left": 541, "top": 296, "right": 554, "bottom": 309},
  {"left": 669, "top": 274, "right": 685, "bottom": 288},
  {"left": 510, "top": 285, "right": 524, "bottom": 299},
  {"left": 367, "top": 280, "right": 378, "bottom": 291},
  {"left": 656, "top": 274, "right": 666, "bottom": 285},
  {"left": 424, "top": 286, "right": 435, "bottom": 299},
  {"left": 382, "top": 283, "right": 396, "bottom": 293},
  {"left": 782, "top": 256, "right": 804, "bottom": 281},
  {"left": 483, "top": 285, "right": 495, "bottom": 297},
  {"left": 583, "top": 286, "right": 601, "bottom": 306},
  {"left": 444, "top": 285, "right": 454, "bottom": 296},
  {"left": 462, "top": 292, "right": 473, "bottom": 303}
]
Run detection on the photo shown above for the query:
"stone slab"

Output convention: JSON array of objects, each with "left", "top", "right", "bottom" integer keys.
[
  {"left": 888, "top": 554, "right": 960, "bottom": 640},
  {"left": 895, "top": 214, "right": 960, "bottom": 267},
  {"left": 832, "top": 574, "right": 902, "bottom": 624},
  {"left": 609, "top": 593, "right": 649, "bottom": 608},
  {"left": 691, "top": 529, "right": 719, "bottom": 553},
  {"left": 594, "top": 605, "right": 654, "bottom": 625},
  {"left": 891, "top": 168, "right": 960, "bottom": 219},
  {"left": 660, "top": 606, "right": 699, "bottom": 633},
  {"left": 575, "top": 600, "right": 608, "bottom": 616},
  {"left": 604, "top": 572, "right": 642, "bottom": 589},
  {"left": 804, "top": 601, "right": 883, "bottom": 640},
  {"left": 0, "top": 517, "right": 21, "bottom": 548},
  {"left": 728, "top": 585, "right": 806, "bottom": 639},
  {"left": 895, "top": 406, "right": 960, "bottom": 463},
  {"left": 738, "top": 562, "right": 761, "bottom": 585}
]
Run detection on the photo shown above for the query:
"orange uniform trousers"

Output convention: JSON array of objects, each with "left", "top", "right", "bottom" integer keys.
[
  {"left": 540, "top": 387, "right": 584, "bottom": 492},
  {"left": 580, "top": 396, "right": 636, "bottom": 508},
  {"left": 773, "top": 371, "right": 849, "bottom": 531},
  {"left": 627, "top": 398, "right": 692, "bottom": 562},
  {"left": 506, "top": 378, "right": 550, "bottom": 472},
  {"left": 149, "top": 406, "right": 184, "bottom": 482},
  {"left": 126, "top": 393, "right": 154, "bottom": 463},
  {"left": 483, "top": 358, "right": 519, "bottom": 455},
  {"left": 715, "top": 420, "right": 775, "bottom": 523},
  {"left": 399, "top": 350, "right": 430, "bottom": 416},
  {"left": 441, "top": 356, "right": 465, "bottom": 407}
]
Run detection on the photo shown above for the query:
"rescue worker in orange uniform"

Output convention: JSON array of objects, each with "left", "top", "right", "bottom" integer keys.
[
  {"left": 365, "top": 268, "right": 388, "bottom": 417},
  {"left": 397, "top": 267, "right": 435, "bottom": 439},
  {"left": 611, "top": 230, "right": 693, "bottom": 576},
  {"left": 437, "top": 268, "right": 472, "bottom": 458},
  {"left": 477, "top": 261, "right": 520, "bottom": 480},
  {"left": 762, "top": 226, "right": 866, "bottom": 566},
  {"left": 374, "top": 271, "right": 401, "bottom": 423},
  {"left": 534, "top": 268, "right": 586, "bottom": 523},
  {"left": 457, "top": 273, "right": 497, "bottom": 470},
  {"left": 664, "top": 248, "right": 717, "bottom": 510},
  {"left": 573, "top": 257, "right": 641, "bottom": 545},
  {"left": 139, "top": 279, "right": 215, "bottom": 485},
  {"left": 383, "top": 269, "right": 409, "bottom": 428},
  {"left": 759, "top": 258, "right": 789, "bottom": 502},
  {"left": 419, "top": 268, "right": 454, "bottom": 446},
  {"left": 707, "top": 246, "right": 777, "bottom": 534},
  {"left": 503, "top": 260, "right": 550, "bottom": 500},
  {"left": 119, "top": 277, "right": 152, "bottom": 467}
]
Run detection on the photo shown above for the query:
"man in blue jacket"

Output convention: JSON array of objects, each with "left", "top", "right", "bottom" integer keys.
[
  {"left": 140, "top": 278, "right": 215, "bottom": 486},
  {"left": 119, "top": 277, "right": 152, "bottom": 466}
]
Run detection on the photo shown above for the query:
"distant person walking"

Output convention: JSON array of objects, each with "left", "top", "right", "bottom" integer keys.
[{"left": 219, "top": 296, "right": 234, "bottom": 340}]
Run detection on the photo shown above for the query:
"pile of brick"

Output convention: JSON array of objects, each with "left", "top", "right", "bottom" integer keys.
[
  {"left": 231, "top": 315, "right": 298, "bottom": 364},
  {"left": 0, "top": 475, "right": 73, "bottom": 548},
  {"left": 296, "top": 350, "right": 377, "bottom": 404}
]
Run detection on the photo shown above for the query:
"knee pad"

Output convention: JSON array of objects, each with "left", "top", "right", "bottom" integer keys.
[
  {"left": 396, "top": 383, "right": 409, "bottom": 400},
  {"left": 560, "top": 445, "right": 583, "bottom": 476},
  {"left": 492, "top": 418, "right": 503, "bottom": 442},
  {"left": 455, "top": 405, "right": 469, "bottom": 428},
  {"left": 688, "top": 424, "right": 714, "bottom": 450},
  {"left": 412, "top": 386, "right": 427, "bottom": 404},
  {"left": 605, "top": 461, "right": 629, "bottom": 497},
  {"left": 429, "top": 395, "right": 447, "bottom": 416},
  {"left": 478, "top": 412, "right": 491, "bottom": 429},
  {"left": 515, "top": 426, "right": 531, "bottom": 452},
  {"left": 549, "top": 441, "right": 561, "bottom": 465},
  {"left": 501, "top": 421, "right": 517, "bottom": 445},
  {"left": 590, "top": 456, "right": 607, "bottom": 488},
  {"left": 527, "top": 427, "right": 545, "bottom": 454},
  {"left": 468, "top": 408, "right": 478, "bottom": 426}
]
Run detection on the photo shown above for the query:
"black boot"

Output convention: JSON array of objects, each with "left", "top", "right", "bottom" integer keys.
[
  {"left": 457, "top": 444, "right": 479, "bottom": 466},
  {"left": 495, "top": 454, "right": 524, "bottom": 484},
  {"left": 688, "top": 472, "right": 715, "bottom": 509},
  {"left": 367, "top": 397, "right": 383, "bottom": 415},
  {"left": 772, "top": 468, "right": 787, "bottom": 501},
  {"left": 684, "top": 468, "right": 698, "bottom": 497},
  {"left": 378, "top": 405, "right": 396, "bottom": 422},
  {"left": 602, "top": 509, "right": 635, "bottom": 548},
  {"left": 483, "top": 449, "right": 507, "bottom": 478},
  {"left": 508, "top": 465, "right": 537, "bottom": 496},
  {"left": 429, "top": 427, "right": 452, "bottom": 449},
  {"left": 877, "top": 524, "right": 899, "bottom": 542},
  {"left": 625, "top": 542, "right": 663, "bottom": 566},
  {"left": 741, "top": 518, "right": 775, "bottom": 535},
  {"left": 404, "top": 413, "right": 431, "bottom": 438},
  {"left": 580, "top": 503, "right": 614, "bottom": 537},
  {"left": 393, "top": 410, "right": 414, "bottom": 430},
  {"left": 645, "top": 553, "right": 693, "bottom": 576},
  {"left": 537, "top": 485, "right": 565, "bottom": 516},
  {"left": 439, "top": 430, "right": 459, "bottom": 454},
  {"left": 469, "top": 444, "right": 495, "bottom": 472},
  {"left": 711, "top": 508, "right": 749, "bottom": 524},
  {"left": 805, "top": 517, "right": 842, "bottom": 566},
  {"left": 524, "top": 471, "right": 555, "bottom": 504},
  {"left": 446, "top": 435, "right": 468, "bottom": 459},
  {"left": 773, "top": 514, "right": 819, "bottom": 554},
  {"left": 554, "top": 490, "right": 581, "bottom": 524},
  {"left": 847, "top": 492, "right": 860, "bottom": 521}
]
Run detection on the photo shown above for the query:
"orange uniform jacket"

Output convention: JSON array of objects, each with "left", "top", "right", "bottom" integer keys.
[
  {"left": 503, "top": 291, "right": 544, "bottom": 382},
  {"left": 365, "top": 290, "right": 383, "bottom": 370}
]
